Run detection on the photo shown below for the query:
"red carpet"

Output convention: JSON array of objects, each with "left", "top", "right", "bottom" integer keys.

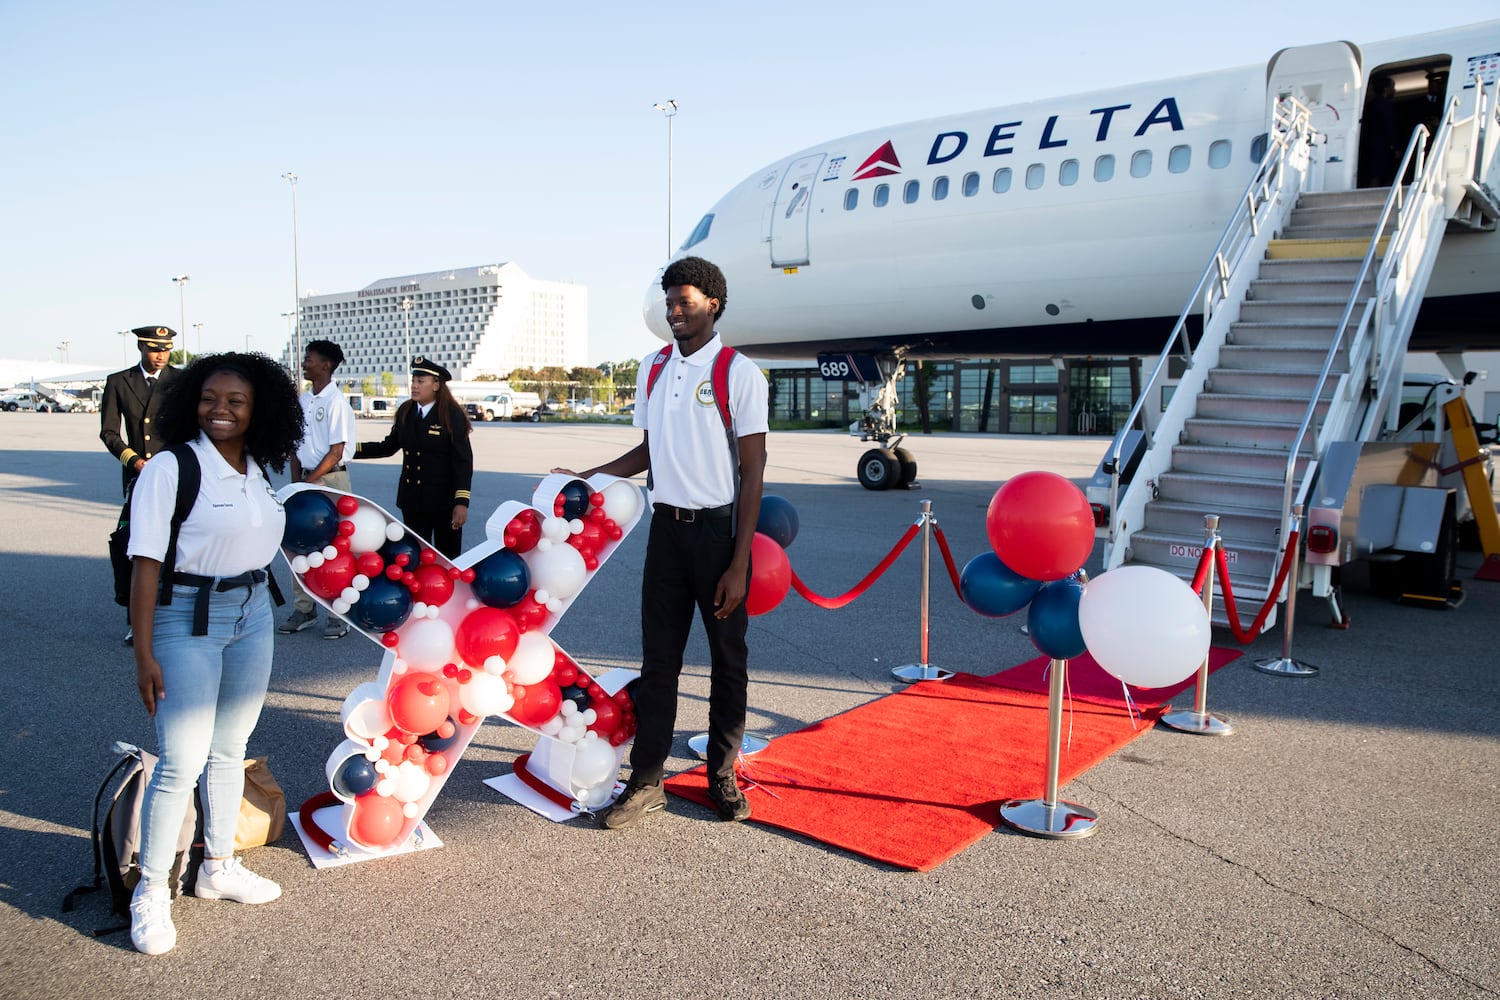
[
  {"left": 984, "top": 648, "right": 1243, "bottom": 709},
  {"left": 665, "top": 651, "right": 1240, "bottom": 871}
]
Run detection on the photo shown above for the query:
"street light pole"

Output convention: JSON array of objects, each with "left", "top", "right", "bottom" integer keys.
[
  {"left": 118, "top": 330, "right": 131, "bottom": 365},
  {"left": 192, "top": 322, "right": 203, "bottom": 358},
  {"left": 399, "top": 297, "right": 414, "bottom": 394},
  {"left": 653, "top": 100, "right": 678, "bottom": 258},
  {"left": 171, "top": 275, "right": 190, "bottom": 347},
  {"left": 282, "top": 172, "right": 302, "bottom": 370}
]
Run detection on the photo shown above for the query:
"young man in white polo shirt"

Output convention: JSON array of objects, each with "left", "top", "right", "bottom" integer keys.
[
  {"left": 280, "top": 339, "right": 357, "bottom": 639},
  {"left": 557, "top": 256, "right": 768, "bottom": 829}
]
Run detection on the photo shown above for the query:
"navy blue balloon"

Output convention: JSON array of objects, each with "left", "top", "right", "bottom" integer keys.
[
  {"left": 559, "top": 684, "right": 591, "bottom": 712},
  {"left": 756, "top": 495, "right": 800, "bottom": 549},
  {"left": 960, "top": 551, "right": 1041, "bottom": 618},
  {"left": 349, "top": 575, "right": 413, "bottom": 634},
  {"left": 470, "top": 549, "right": 530, "bottom": 608},
  {"left": 559, "top": 480, "right": 592, "bottom": 520},
  {"left": 418, "top": 717, "right": 461, "bottom": 753},
  {"left": 379, "top": 534, "right": 422, "bottom": 570},
  {"left": 332, "top": 755, "right": 378, "bottom": 798},
  {"left": 282, "top": 490, "right": 340, "bottom": 555},
  {"left": 1027, "top": 576, "right": 1088, "bottom": 659}
]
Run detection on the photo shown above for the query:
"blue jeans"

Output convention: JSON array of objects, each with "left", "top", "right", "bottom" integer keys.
[{"left": 139, "top": 582, "right": 274, "bottom": 884}]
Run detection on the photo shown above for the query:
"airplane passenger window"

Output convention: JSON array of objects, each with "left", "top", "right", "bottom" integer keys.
[
  {"left": 904, "top": 179, "right": 919, "bottom": 204},
  {"left": 1208, "top": 140, "right": 1231, "bottom": 169},
  {"left": 1250, "top": 133, "right": 1268, "bottom": 163},
  {"left": 962, "top": 172, "right": 979, "bottom": 197},
  {"left": 1130, "top": 150, "right": 1152, "bottom": 178},
  {"left": 1094, "top": 155, "right": 1115, "bottom": 181},
  {"left": 1168, "top": 145, "right": 1191, "bottom": 173},
  {"left": 933, "top": 176, "right": 949, "bottom": 200},
  {"left": 1059, "top": 159, "right": 1079, "bottom": 186},
  {"left": 992, "top": 168, "right": 1012, "bottom": 193},
  {"left": 874, "top": 183, "right": 890, "bottom": 207},
  {"left": 1025, "top": 163, "right": 1044, "bottom": 190},
  {"left": 844, "top": 189, "right": 859, "bottom": 211}
]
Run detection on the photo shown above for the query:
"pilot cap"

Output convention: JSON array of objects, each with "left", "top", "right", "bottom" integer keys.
[
  {"left": 132, "top": 326, "right": 176, "bottom": 351},
  {"left": 411, "top": 356, "right": 451, "bottom": 382}
]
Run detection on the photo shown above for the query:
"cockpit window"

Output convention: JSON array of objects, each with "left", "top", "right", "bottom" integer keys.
[{"left": 680, "top": 213, "right": 714, "bottom": 251}]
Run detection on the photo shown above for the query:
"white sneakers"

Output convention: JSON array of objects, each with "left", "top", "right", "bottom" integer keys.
[
  {"left": 129, "top": 881, "right": 176, "bottom": 955},
  {"left": 130, "top": 858, "right": 282, "bottom": 955},
  {"left": 193, "top": 857, "right": 282, "bottom": 905}
]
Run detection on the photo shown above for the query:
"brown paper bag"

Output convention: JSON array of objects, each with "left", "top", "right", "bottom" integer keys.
[{"left": 235, "top": 757, "right": 287, "bottom": 850}]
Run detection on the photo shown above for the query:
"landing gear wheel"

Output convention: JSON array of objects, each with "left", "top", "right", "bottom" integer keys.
[
  {"left": 857, "top": 448, "right": 899, "bottom": 490},
  {"left": 893, "top": 447, "right": 918, "bottom": 487}
]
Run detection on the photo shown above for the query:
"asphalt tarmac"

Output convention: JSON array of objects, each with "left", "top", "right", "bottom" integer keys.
[{"left": 2, "top": 413, "right": 1496, "bottom": 999}]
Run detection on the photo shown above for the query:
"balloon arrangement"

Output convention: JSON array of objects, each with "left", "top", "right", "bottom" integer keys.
[
  {"left": 281, "top": 474, "right": 646, "bottom": 853},
  {"left": 746, "top": 495, "right": 797, "bottom": 616},
  {"left": 960, "top": 470, "right": 1211, "bottom": 686}
]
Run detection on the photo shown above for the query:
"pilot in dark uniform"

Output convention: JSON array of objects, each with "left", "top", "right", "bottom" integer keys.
[
  {"left": 353, "top": 357, "right": 474, "bottom": 557},
  {"left": 100, "top": 326, "right": 181, "bottom": 496}
]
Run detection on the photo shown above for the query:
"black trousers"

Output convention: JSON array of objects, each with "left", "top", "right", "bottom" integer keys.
[
  {"left": 401, "top": 508, "right": 463, "bottom": 559},
  {"left": 630, "top": 512, "right": 750, "bottom": 784}
]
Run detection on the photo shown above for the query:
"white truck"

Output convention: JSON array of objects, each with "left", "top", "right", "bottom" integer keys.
[{"left": 465, "top": 391, "right": 544, "bottom": 422}]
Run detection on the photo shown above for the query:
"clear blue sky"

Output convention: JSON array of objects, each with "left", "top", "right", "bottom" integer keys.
[{"left": 4, "top": 2, "right": 1494, "bottom": 368}]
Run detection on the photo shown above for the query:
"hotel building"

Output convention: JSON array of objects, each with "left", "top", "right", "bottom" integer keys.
[{"left": 293, "top": 262, "right": 588, "bottom": 381}]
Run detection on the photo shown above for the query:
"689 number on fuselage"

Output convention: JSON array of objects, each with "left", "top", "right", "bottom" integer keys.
[{"left": 816, "top": 353, "right": 882, "bottom": 384}]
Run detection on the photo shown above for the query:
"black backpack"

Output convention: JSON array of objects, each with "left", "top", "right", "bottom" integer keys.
[
  {"left": 108, "top": 443, "right": 201, "bottom": 608},
  {"left": 62, "top": 741, "right": 201, "bottom": 932}
]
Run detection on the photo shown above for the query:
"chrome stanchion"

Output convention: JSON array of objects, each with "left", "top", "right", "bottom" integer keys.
[
  {"left": 1253, "top": 503, "right": 1319, "bottom": 677},
  {"left": 688, "top": 732, "right": 769, "bottom": 759},
  {"left": 999, "top": 657, "right": 1098, "bottom": 839},
  {"left": 1161, "top": 515, "right": 1235, "bottom": 735},
  {"left": 893, "top": 499, "right": 954, "bottom": 683}
]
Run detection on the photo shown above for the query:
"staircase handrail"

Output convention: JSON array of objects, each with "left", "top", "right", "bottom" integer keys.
[
  {"left": 1104, "top": 98, "right": 1317, "bottom": 552},
  {"left": 1271, "top": 96, "right": 1464, "bottom": 576}
]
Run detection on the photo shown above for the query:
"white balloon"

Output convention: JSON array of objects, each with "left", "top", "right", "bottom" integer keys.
[
  {"left": 458, "top": 671, "right": 513, "bottom": 717},
  {"left": 541, "top": 516, "right": 571, "bottom": 543},
  {"left": 322, "top": 544, "right": 339, "bottom": 560},
  {"left": 600, "top": 480, "right": 641, "bottom": 525},
  {"left": 569, "top": 519, "right": 584, "bottom": 535},
  {"left": 376, "top": 778, "right": 395, "bottom": 797},
  {"left": 392, "top": 761, "right": 431, "bottom": 803},
  {"left": 570, "top": 735, "right": 619, "bottom": 789},
  {"left": 546, "top": 598, "right": 564, "bottom": 613},
  {"left": 341, "top": 587, "right": 359, "bottom": 604},
  {"left": 507, "top": 631, "right": 557, "bottom": 686},
  {"left": 577, "top": 782, "right": 614, "bottom": 808},
  {"left": 331, "top": 598, "right": 351, "bottom": 615},
  {"left": 482, "top": 654, "right": 508, "bottom": 676},
  {"left": 403, "top": 802, "right": 420, "bottom": 818},
  {"left": 352, "top": 574, "right": 370, "bottom": 591},
  {"left": 1077, "top": 566, "right": 1211, "bottom": 689},
  {"left": 385, "top": 522, "right": 405, "bottom": 541},
  {"left": 306, "top": 550, "right": 326, "bottom": 569},
  {"left": 412, "top": 601, "right": 429, "bottom": 618},
  {"left": 345, "top": 697, "right": 393, "bottom": 741},
  {"left": 540, "top": 716, "right": 564, "bottom": 736},
  {"left": 290, "top": 554, "right": 310, "bottom": 574},
  {"left": 347, "top": 504, "right": 390, "bottom": 553},
  {"left": 399, "top": 618, "right": 456, "bottom": 672}
]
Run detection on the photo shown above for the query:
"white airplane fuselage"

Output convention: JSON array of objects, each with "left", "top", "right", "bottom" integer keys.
[{"left": 645, "top": 21, "right": 1500, "bottom": 360}]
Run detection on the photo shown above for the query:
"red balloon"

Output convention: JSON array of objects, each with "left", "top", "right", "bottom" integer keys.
[
  {"left": 412, "top": 564, "right": 455, "bottom": 606},
  {"left": 356, "top": 552, "right": 385, "bottom": 578},
  {"left": 419, "top": 548, "right": 437, "bottom": 565},
  {"left": 336, "top": 495, "right": 360, "bottom": 516},
  {"left": 425, "top": 752, "right": 449, "bottom": 776},
  {"left": 513, "top": 592, "right": 549, "bottom": 631},
  {"left": 587, "top": 695, "right": 621, "bottom": 736},
  {"left": 303, "top": 550, "right": 357, "bottom": 599},
  {"left": 348, "top": 793, "right": 405, "bottom": 849},
  {"left": 381, "top": 632, "right": 400, "bottom": 648},
  {"left": 509, "top": 679, "right": 562, "bottom": 727},
  {"left": 552, "top": 661, "right": 578, "bottom": 687},
  {"left": 985, "top": 471, "right": 1095, "bottom": 581},
  {"left": 505, "top": 510, "right": 542, "bottom": 553},
  {"left": 453, "top": 607, "right": 520, "bottom": 668},
  {"left": 746, "top": 532, "right": 791, "bottom": 616},
  {"left": 338, "top": 519, "right": 357, "bottom": 536},
  {"left": 387, "top": 672, "right": 451, "bottom": 735}
]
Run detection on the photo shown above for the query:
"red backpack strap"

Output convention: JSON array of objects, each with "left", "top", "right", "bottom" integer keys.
[
  {"left": 711, "top": 346, "right": 737, "bottom": 433},
  {"left": 644, "top": 345, "right": 673, "bottom": 399}
]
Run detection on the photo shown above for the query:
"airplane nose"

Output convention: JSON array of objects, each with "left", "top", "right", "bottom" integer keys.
[{"left": 642, "top": 280, "right": 670, "bottom": 342}]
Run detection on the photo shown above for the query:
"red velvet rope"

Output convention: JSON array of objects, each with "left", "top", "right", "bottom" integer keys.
[
  {"left": 930, "top": 525, "right": 965, "bottom": 599},
  {"left": 1190, "top": 543, "right": 1215, "bottom": 595},
  {"left": 296, "top": 790, "right": 343, "bottom": 854},
  {"left": 512, "top": 752, "right": 578, "bottom": 811},
  {"left": 790, "top": 523, "right": 921, "bottom": 609},
  {"left": 1215, "top": 528, "right": 1300, "bottom": 644}
]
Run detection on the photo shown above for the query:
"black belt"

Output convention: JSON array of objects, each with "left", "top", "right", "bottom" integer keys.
[
  {"left": 168, "top": 569, "right": 282, "bottom": 635},
  {"left": 652, "top": 502, "right": 733, "bottom": 523},
  {"left": 329, "top": 464, "right": 347, "bottom": 473}
]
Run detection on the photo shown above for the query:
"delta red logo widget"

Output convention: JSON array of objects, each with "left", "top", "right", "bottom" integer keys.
[{"left": 851, "top": 140, "right": 901, "bottom": 180}]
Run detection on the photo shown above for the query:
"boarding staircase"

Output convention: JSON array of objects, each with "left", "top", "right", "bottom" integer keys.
[{"left": 1099, "top": 86, "right": 1499, "bottom": 629}]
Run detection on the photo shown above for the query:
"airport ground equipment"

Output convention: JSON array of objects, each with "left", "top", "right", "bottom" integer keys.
[{"left": 1092, "top": 73, "right": 1498, "bottom": 635}]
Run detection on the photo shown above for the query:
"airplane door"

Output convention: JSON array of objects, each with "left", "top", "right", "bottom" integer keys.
[
  {"left": 1267, "top": 41, "right": 1362, "bottom": 191},
  {"left": 769, "top": 154, "right": 824, "bottom": 267}
]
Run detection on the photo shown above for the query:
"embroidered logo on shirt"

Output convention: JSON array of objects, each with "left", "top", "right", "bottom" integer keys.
[
  {"left": 695, "top": 380, "right": 717, "bottom": 407},
  {"left": 315, "top": 405, "right": 327, "bottom": 422}
]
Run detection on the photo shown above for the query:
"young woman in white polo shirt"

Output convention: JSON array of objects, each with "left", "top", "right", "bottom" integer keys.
[{"left": 125, "top": 351, "right": 303, "bottom": 955}]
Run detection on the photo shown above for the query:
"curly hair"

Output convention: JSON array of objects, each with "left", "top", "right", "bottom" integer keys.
[
  {"left": 156, "top": 351, "right": 305, "bottom": 472},
  {"left": 660, "top": 256, "right": 727, "bottom": 319}
]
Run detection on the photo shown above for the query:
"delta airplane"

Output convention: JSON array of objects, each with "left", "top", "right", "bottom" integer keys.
[{"left": 643, "top": 20, "right": 1500, "bottom": 482}]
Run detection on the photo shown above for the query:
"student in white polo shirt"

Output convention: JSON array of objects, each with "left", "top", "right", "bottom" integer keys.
[
  {"left": 125, "top": 351, "right": 303, "bottom": 956},
  {"left": 555, "top": 257, "right": 768, "bottom": 829},
  {"left": 280, "top": 339, "right": 357, "bottom": 638}
]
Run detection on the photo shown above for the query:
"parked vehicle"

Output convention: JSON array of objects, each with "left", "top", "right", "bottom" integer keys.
[
  {"left": 1, "top": 391, "right": 73, "bottom": 412},
  {"left": 465, "top": 391, "right": 544, "bottom": 422}
]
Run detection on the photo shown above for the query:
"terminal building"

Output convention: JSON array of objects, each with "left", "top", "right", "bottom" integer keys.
[{"left": 292, "top": 262, "right": 587, "bottom": 381}]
